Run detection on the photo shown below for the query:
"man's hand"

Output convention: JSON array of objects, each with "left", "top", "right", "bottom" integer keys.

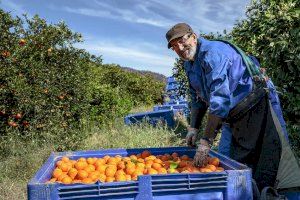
[
  {"left": 186, "top": 127, "right": 198, "bottom": 147},
  {"left": 194, "top": 139, "right": 211, "bottom": 167}
]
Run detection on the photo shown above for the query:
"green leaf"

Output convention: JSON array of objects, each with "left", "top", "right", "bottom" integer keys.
[{"left": 170, "top": 162, "right": 179, "bottom": 169}]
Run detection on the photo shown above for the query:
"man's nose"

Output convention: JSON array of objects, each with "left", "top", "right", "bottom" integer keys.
[{"left": 178, "top": 43, "right": 185, "bottom": 51}]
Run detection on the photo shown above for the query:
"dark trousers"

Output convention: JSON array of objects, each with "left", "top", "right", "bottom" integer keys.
[{"left": 230, "top": 94, "right": 282, "bottom": 191}]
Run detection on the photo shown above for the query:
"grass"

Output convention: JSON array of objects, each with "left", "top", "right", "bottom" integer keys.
[
  {"left": 81, "top": 120, "right": 183, "bottom": 150},
  {"left": 0, "top": 117, "right": 184, "bottom": 200}
]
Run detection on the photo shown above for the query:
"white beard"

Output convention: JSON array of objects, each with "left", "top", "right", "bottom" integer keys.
[{"left": 180, "top": 45, "right": 196, "bottom": 61}]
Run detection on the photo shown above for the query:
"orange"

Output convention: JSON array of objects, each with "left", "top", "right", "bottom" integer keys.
[
  {"left": 57, "top": 173, "right": 68, "bottom": 182},
  {"left": 56, "top": 160, "right": 64, "bottom": 167},
  {"left": 179, "top": 161, "right": 188, "bottom": 168},
  {"left": 88, "top": 171, "right": 100, "bottom": 181},
  {"left": 181, "top": 155, "right": 190, "bottom": 161},
  {"left": 72, "top": 179, "right": 82, "bottom": 184},
  {"left": 94, "top": 159, "right": 106, "bottom": 167},
  {"left": 75, "top": 161, "right": 88, "bottom": 170},
  {"left": 78, "top": 157, "right": 86, "bottom": 162},
  {"left": 153, "top": 158, "right": 163, "bottom": 164},
  {"left": 115, "top": 174, "right": 127, "bottom": 182},
  {"left": 98, "top": 174, "right": 106, "bottom": 182},
  {"left": 125, "top": 166, "right": 136, "bottom": 175},
  {"left": 145, "top": 163, "right": 152, "bottom": 169},
  {"left": 68, "top": 168, "right": 78, "bottom": 179},
  {"left": 161, "top": 155, "right": 169, "bottom": 161},
  {"left": 216, "top": 167, "right": 224, "bottom": 172},
  {"left": 209, "top": 157, "right": 220, "bottom": 167},
  {"left": 152, "top": 163, "right": 162, "bottom": 171},
  {"left": 200, "top": 168, "right": 212, "bottom": 173},
  {"left": 115, "top": 155, "right": 122, "bottom": 162},
  {"left": 107, "top": 157, "right": 117, "bottom": 165},
  {"left": 82, "top": 177, "right": 94, "bottom": 184},
  {"left": 136, "top": 162, "right": 145, "bottom": 169},
  {"left": 115, "top": 169, "right": 126, "bottom": 176},
  {"left": 105, "top": 177, "right": 115, "bottom": 182},
  {"left": 181, "top": 170, "right": 190, "bottom": 173},
  {"left": 52, "top": 168, "right": 63, "bottom": 179},
  {"left": 105, "top": 166, "right": 117, "bottom": 177},
  {"left": 125, "top": 174, "right": 131, "bottom": 181},
  {"left": 84, "top": 164, "right": 96, "bottom": 173},
  {"left": 87, "top": 157, "right": 96, "bottom": 165},
  {"left": 70, "top": 160, "right": 76, "bottom": 167},
  {"left": 77, "top": 170, "right": 89, "bottom": 180},
  {"left": 129, "top": 155, "right": 138, "bottom": 161},
  {"left": 171, "top": 152, "right": 179, "bottom": 159},
  {"left": 145, "top": 155, "right": 156, "bottom": 161},
  {"left": 122, "top": 157, "right": 131, "bottom": 162},
  {"left": 191, "top": 167, "right": 200, "bottom": 173},
  {"left": 157, "top": 168, "right": 167, "bottom": 174},
  {"left": 61, "top": 156, "right": 70, "bottom": 163},
  {"left": 206, "top": 164, "right": 216, "bottom": 172},
  {"left": 59, "top": 162, "right": 71, "bottom": 172},
  {"left": 46, "top": 178, "right": 57, "bottom": 183},
  {"left": 126, "top": 161, "right": 135, "bottom": 167},
  {"left": 145, "top": 159, "right": 154, "bottom": 165},
  {"left": 168, "top": 168, "right": 179, "bottom": 174},
  {"left": 141, "top": 150, "right": 151, "bottom": 159},
  {"left": 103, "top": 155, "right": 110, "bottom": 162},
  {"left": 96, "top": 164, "right": 107, "bottom": 174},
  {"left": 163, "top": 161, "right": 171, "bottom": 169},
  {"left": 147, "top": 168, "right": 158, "bottom": 175},
  {"left": 61, "top": 176, "right": 72, "bottom": 184},
  {"left": 137, "top": 158, "right": 145, "bottom": 163},
  {"left": 131, "top": 170, "right": 143, "bottom": 181},
  {"left": 117, "top": 161, "right": 126, "bottom": 170},
  {"left": 136, "top": 153, "right": 142, "bottom": 159}
]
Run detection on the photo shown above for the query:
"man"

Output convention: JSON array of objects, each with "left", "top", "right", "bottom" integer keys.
[{"left": 166, "top": 22, "right": 289, "bottom": 190}]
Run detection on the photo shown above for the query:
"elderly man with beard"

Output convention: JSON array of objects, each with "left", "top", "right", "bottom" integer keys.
[{"left": 166, "top": 23, "right": 289, "bottom": 191}]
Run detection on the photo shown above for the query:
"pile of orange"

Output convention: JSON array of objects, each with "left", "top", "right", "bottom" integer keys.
[{"left": 46, "top": 150, "right": 224, "bottom": 184}]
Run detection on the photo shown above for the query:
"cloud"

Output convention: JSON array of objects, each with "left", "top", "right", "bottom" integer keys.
[
  {"left": 59, "top": 0, "right": 249, "bottom": 33},
  {"left": 1, "top": 0, "right": 29, "bottom": 16},
  {"left": 77, "top": 39, "right": 174, "bottom": 67},
  {"left": 61, "top": 1, "right": 173, "bottom": 28},
  {"left": 75, "top": 37, "right": 175, "bottom": 75}
]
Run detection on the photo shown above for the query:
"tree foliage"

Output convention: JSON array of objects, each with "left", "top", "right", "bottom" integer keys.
[
  {"left": 230, "top": 0, "right": 299, "bottom": 143},
  {"left": 0, "top": 9, "right": 165, "bottom": 153}
]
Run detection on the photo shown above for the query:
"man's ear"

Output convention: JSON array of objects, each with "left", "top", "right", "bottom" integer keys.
[{"left": 192, "top": 33, "right": 197, "bottom": 39}]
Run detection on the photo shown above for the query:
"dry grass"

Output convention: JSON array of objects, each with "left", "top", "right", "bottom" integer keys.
[{"left": 0, "top": 118, "right": 183, "bottom": 200}]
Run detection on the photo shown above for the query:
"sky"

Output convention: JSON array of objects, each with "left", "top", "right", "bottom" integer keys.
[{"left": 1, "top": 0, "right": 250, "bottom": 76}]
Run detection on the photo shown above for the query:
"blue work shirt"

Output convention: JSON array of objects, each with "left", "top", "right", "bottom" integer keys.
[{"left": 184, "top": 37, "right": 253, "bottom": 118}]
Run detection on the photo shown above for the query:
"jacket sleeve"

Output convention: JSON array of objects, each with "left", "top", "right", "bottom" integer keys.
[
  {"left": 188, "top": 81, "right": 208, "bottom": 129},
  {"left": 203, "top": 51, "right": 231, "bottom": 118}
]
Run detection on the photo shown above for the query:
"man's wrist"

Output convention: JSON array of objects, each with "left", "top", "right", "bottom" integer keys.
[
  {"left": 200, "top": 137, "right": 213, "bottom": 146},
  {"left": 187, "top": 127, "right": 198, "bottom": 133}
]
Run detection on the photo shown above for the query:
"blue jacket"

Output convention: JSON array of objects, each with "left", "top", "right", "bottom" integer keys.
[
  {"left": 184, "top": 37, "right": 252, "bottom": 118},
  {"left": 184, "top": 37, "right": 286, "bottom": 128}
]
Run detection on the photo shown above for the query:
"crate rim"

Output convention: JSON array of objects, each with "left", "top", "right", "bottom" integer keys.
[{"left": 28, "top": 146, "right": 251, "bottom": 186}]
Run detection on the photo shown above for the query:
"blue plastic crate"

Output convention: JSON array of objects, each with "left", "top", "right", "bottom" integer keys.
[
  {"left": 153, "top": 105, "right": 172, "bottom": 112},
  {"left": 167, "top": 76, "right": 176, "bottom": 83},
  {"left": 124, "top": 110, "right": 175, "bottom": 128},
  {"left": 28, "top": 147, "right": 253, "bottom": 200}
]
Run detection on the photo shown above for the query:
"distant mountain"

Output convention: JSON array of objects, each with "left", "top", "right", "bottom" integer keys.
[{"left": 122, "top": 67, "right": 167, "bottom": 82}]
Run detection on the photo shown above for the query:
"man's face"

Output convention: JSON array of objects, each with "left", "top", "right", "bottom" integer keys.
[{"left": 170, "top": 33, "right": 197, "bottom": 61}]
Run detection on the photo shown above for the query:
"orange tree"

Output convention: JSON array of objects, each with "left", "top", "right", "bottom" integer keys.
[
  {"left": 0, "top": 10, "right": 92, "bottom": 150},
  {"left": 230, "top": 0, "right": 300, "bottom": 154},
  {"left": 0, "top": 9, "right": 166, "bottom": 154}
]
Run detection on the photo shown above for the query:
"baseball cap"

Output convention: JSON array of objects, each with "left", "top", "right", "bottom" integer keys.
[{"left": 166, "top": 23, "right": 194, "bottom": 48}]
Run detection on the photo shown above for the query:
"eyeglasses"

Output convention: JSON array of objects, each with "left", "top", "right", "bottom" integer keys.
[{"left": 170, "top": 33, "right": 193, "bottom": 51}]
